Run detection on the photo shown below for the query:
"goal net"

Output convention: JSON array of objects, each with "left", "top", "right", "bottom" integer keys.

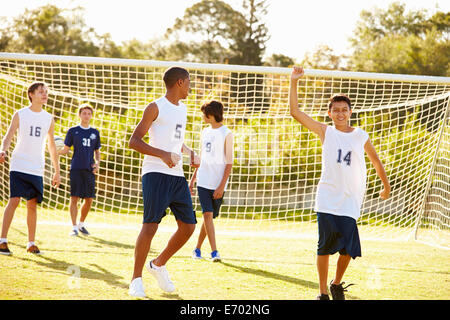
[{"left": 0, "top": 53, "right": 449, "bottom": 246}]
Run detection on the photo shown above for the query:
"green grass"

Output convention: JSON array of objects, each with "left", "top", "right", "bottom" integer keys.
[{"left": 0, "top": 208, "right": 449, "bottom": 300}]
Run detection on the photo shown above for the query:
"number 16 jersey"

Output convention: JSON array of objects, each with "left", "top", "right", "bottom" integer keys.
[
  {"left": 10, "top": 107, "right": 53, "bottom": 177},
  {"left": 142, "top": 96, "right": 187, "bottom": 177},
  {"left": 314, "top": 126, "right": 369, "bottom": 220}
]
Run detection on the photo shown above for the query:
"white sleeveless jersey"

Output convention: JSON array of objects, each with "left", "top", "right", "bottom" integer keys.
[
  {"left": 10, "top": 107, "right": 53, "bottom": 177},
  {"left": 142, "top": 96, "right": 187, "bottom": 177},
  {"left": 197, "top": 125, "right": 232, "bottom": 190},
  {"left": 314, "top": 126, "right": 369, "bottom": 220}
]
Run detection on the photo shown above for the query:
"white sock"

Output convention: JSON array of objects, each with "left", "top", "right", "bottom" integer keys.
[
  {"left": 151, "top": 260, "right": 161, "bottom": 270},
  {"left": 78, "top": 222, "right": 85, "bottom": 228},
  {"left": 27, "top": 241, "right": 35, "bottom": 249},
  {"left": 73, "top": 225, "right": 78, "bottom": 231},
  {"left": 0, "top": 238, "right": 7, "bottom": 244}
]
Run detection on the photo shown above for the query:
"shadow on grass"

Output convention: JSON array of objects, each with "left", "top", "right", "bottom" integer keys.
[
  {"left": 12, "top": 250, "right": 129, "bottom": 291},
  {"left": 220, "top": 261, "right": 359, "bottom": 300}
]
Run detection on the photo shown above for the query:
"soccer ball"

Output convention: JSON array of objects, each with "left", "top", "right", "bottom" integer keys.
[{"left": 54, "top": 136, "right": 65, "bottom": 151}]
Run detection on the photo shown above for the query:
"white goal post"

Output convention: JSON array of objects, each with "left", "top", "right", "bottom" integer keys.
[{"left": 0, "top": 52, "right": 449, "bottom": 246}]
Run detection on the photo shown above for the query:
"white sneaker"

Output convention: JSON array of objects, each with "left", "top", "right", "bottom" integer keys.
[
  {"left": 146, "top": 260, "right": 175, "bottom": 293},
  {"left": 129, "top": 277, "right": 146, "bottom": 298}
]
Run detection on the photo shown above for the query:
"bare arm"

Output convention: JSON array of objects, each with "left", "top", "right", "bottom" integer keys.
[
  {"left": 364, "top": 139, "right": 390, "bottom": 200},
  {"left": 189, "top": 167, "right": 198, "bottom": 196},
  {"left": 57, "top": 145, "right": 70, "bottom": 156},
  {"left": 47, "top": 118, "right": 61, "bottom": 188},
  {"left": 0, "top": 112, "right": 19, "bottom": 163},
  {"left": 129, "top": 102, "right": 180, "bottom": 168},
  {"left": 289, "top": 66, "right": 327, "bottom": 142},
  {"left": 182, "top": 143, "right": 200, "bottom": 168},
  {"left": 92, "top": 148, "right": 101, "bottom": 174},
  {"left": 213, "top": 132, "right": 234, "bottom": 199}
]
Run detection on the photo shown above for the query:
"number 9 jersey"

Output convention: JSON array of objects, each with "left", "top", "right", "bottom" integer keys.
[
  {"left": 314, "top": 126, "right": 369, "bottom": 220},
  {"left": 10, "top": 107, "right": 53, "bottom": 177},
  {"left": 142, "top": 96, "right": 187, "bottom": 177}
]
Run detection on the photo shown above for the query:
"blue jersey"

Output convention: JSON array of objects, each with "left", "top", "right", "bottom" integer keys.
[{"left": 64, "top": 125, "right": 101, "bottom": 171}]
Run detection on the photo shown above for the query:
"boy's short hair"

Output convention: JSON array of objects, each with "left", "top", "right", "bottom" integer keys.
[
  {"left": 163, "top": 67, "right": 190, "bottom": 88},
  {"left": 27, "top": 82, "right": 47, "bottom": 102},
  {"left": 328, "top": 94, "right": 352, "bottom": 110},
  {"left": 201, "top": 100, "right": 224, "bottom": 123},
  {"left": 78, "top": 103, "right": 94, "bottom": 115}
]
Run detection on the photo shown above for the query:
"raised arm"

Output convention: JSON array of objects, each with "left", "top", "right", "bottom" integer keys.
[
  {"left": 0, "top": 112, "right": 19, "bottom": 163},
  {"left": 129, "top": 102, "right": 180, "bottom": 168},
  {"left": 289, "top": 66, "right": 327, "bottom": 142},
  {"left": 364, "top": 139, "right": 390, "bottom": 200}
]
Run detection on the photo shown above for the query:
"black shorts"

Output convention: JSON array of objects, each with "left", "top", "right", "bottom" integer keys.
[
  {"left": 197, "top": 186, "right": 224, "bottom": 219},
  {"left": 142, "top": 172, "right": 196, "bottom": 225},
  {"left": 70, "top": 169, "right": 96, "bottom": 199},
  {"left": 9, "top": 171, "right": 44, "bottom": 203},
  {"left": 317, "top": 212, "right": 361, "bottom": 259}
]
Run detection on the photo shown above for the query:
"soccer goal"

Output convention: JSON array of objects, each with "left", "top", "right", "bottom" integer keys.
[{"left": 0, "top": 52, "right": 449, "bottom": 247}]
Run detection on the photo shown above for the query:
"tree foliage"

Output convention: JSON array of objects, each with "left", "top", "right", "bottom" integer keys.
[
  {"left": 348, "top": 2, "right": 450, "bottom": 76},
  {"left": 0, "top": 5, "right": 121, "bottom": 57}
]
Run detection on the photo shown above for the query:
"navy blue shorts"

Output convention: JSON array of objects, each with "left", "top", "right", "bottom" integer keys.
[
  {"left": 142, "top": 172, "right": 196, "bottom": 224},
  {"left": 317, "top": 212, "right": 361, "bottom": 259},
  {"left": 70, "top": 169, "right": 96, "bottom": 199},
  {"left": 197, "top": 186, "right": 224, "bottom": 219},
  {"left": 9, "top": 171, "right": 44, "bottom": 203}
]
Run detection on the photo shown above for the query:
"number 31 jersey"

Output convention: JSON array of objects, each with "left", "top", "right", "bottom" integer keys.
[
  {"left": 315, "top": 126, "right": 369, "bottom": 220},
  {"left": 10, "top": 107, "right": 53, "bottom": 177},
  {"left": 64, "top": 125, "right": 101, "bottom": 171},
  {"left": 142, "top": 96, "right": 187, "bottom": 177}
]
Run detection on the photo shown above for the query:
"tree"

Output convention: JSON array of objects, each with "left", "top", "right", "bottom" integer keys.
[
  {"left": 301, "top": 45, "right": 347, "bottom": 70},
  {"left": 264, "top": 53, "right": 296, "bottom": 67},
  {"left": 348, "top": 2, "right": 450, "bottom": 76},
  {"left": 0, "top": 5, "right": 121, "bottom": 58},
  {"left": 229, "top": 0, "right": 270, "bottom": 66},
  {"left": 164, "top": 0, "right": 270, "bottom": 66}
]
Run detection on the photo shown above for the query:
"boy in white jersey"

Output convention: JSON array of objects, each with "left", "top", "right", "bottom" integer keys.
[
  {"left": 128, "top": 67, "right": 199, "bottom": 298},
  {"left": 0, "top": 82, "right": 60, "bottom": 255},
  {"left": 289, "top": 67, "right": 390, "bottom": 300},
  {"left": 189, "top": 100, "right": 233, "bottom": 262}
]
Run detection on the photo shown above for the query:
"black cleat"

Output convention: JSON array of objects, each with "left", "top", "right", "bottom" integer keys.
[
  {"left": 79, "top": 227, "right": 90, "bottom": 236},
  {"left": 330, "top": 281, "right": 354, "bottom": 300},
  {"left": 316, "top": 294, "right": 330, "bottom": 300},
  {"left": 0, "top": 242, "right": 12, "bottom": 256}
]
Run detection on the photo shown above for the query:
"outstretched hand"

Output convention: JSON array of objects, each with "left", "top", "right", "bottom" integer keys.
[
  {"left": 380, "top": 188, "right": 390, "bottom": 200},
  {"left": 162, "top": 151, "right": 181, "bottom": 168},
  {"left": 291, "top": 66, "right": 304, "bottom": 81},
  {"left": 0, "top": 151, "right": 5, "bottom": 164}
]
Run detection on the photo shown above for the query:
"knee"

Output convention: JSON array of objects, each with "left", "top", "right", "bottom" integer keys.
[
  {"left": 203, "top": 212, "right": 213, "bottom": 221},
  {"left": 8, "top": 197, "right": 21, "bottom": 208},
  {"left": 182, "top": 223, "right": 196, "bottom": 235}
]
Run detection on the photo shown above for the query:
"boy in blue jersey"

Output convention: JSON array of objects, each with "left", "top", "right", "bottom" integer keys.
[{"left": 59, "top": 104, "right": 101, "bottom": 236}]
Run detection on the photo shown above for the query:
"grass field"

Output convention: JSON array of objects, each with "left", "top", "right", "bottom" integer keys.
[{"left": 0, "top": 208, "right": 449, "bottom": 300}]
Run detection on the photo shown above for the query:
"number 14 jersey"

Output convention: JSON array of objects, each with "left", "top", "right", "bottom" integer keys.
[{"left": 315, "top": 126, "right": 369, "bottom": 220}]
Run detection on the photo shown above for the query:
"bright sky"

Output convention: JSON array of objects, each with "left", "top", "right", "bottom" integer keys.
[{"left": 2, "top": 0, "right": 449, "bottom": 63}]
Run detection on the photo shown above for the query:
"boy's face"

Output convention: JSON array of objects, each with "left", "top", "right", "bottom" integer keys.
[
  {"left": 79, "top": 108, "right": 93, "bottom": 123},
  {"left": 328, "top": 101, "right": 352, "bottom": 125},
  {"left": 202, "top": 113, "right": 213, "bottom": 124},
  {"left": 178, "top": 76, "right": 190, "bottom": 99},
  {"left": 30, "top": 85, "right": 48, "bottom": 105}
]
